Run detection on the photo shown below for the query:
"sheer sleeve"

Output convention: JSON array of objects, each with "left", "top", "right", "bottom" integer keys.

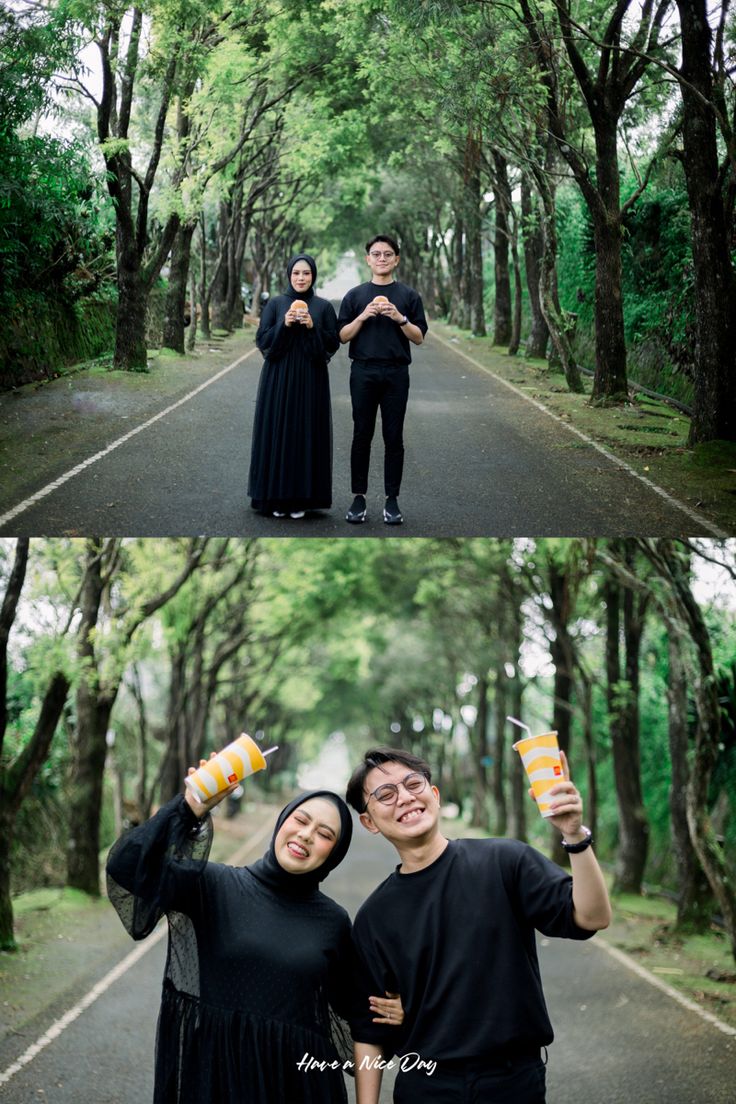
[
  {"left": 105, "top": 794, "right": 213, "bottom": 940},
  {"left": 255, "top": 298, "right": 292, "bottom": 360}
]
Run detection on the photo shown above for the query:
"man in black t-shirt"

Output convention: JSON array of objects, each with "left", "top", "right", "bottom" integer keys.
[
  {"left": 345, "top": 746, "right": 612, "bottom": 1104},
  {"left": 337, "top": 235, "right": 428, "bottom": 526}
]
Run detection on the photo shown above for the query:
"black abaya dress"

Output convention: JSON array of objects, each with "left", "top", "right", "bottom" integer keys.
[
  {"left": 106, "top": 796, "right": 356, "bottom": 1104},
  {"left": 248, "top": 295, "right": 339, "bottom": 514}
]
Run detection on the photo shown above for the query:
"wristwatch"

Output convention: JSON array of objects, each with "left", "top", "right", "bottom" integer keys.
[
  {"left": 398, "top": 315, "right": 408, "bottom": 326},
  {"left": 560, "top": 826, "right": 593, "bottom": 853}
]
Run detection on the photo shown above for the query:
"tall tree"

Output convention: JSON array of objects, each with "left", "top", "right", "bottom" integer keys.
[
  {"left": 0, "top": 540, "right": 71, "bottom": 949},
  {"left": 67, "top": 537, "right": 207, "bottom": 894},
  {"left": 675, "top": 0, "right": 736, "bottom": 442},
  {"left": 519, "top": 0, "right": 671, "bottom": 400}
]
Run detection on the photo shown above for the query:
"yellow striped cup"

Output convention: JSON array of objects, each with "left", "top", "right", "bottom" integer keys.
[
  {"left": 184, "top": 734, "right": 268, "bottom": 803},
  {"left": 512, "top": 731, "right": 563, "bottom": 818}
]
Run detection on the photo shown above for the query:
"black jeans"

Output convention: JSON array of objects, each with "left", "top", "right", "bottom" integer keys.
[
  {"left": 349, "top": 360, "right": 410, "bottom": 497},
  {"left": 393, "top": 1054, "right": 546, "bottom": 1104}
]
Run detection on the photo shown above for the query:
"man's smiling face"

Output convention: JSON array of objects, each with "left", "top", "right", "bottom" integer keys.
[{"left": 359, "top": 760, "right": 440, "bottom": 843}]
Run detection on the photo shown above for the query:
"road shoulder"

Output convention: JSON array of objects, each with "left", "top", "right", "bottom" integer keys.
[{"left": 429, "top": 321, "right": 736, "bottom": 535}]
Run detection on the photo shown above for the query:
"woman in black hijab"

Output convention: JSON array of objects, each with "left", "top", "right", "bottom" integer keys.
[
  {"left": 248, "top": 254, "right": 339, "bottom": 518},
  {"left": 106, "top": 772, "right": 402, "bottom": 1104}
]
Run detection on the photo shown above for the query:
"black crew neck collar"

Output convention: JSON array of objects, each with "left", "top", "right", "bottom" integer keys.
[{"left": 396, "top": 838, "right": 453, "bottom": 878}]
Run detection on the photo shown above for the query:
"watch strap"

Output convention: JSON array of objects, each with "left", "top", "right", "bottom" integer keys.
[{"left": 560, "top": 827, "right": 593, "bottom": 853}]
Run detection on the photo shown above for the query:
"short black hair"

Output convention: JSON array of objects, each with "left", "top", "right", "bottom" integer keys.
[
  {"left": 365, "top": 234, "right": 400, "bottom": 256},
  {"left": 345, "top": 746, "right": 432, "bottom": 813}
]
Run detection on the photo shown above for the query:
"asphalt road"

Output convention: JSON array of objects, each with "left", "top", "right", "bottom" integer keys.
[
  {"left": 1, "top": 820, "right": 733, "bottom": 1103},
  {"left": 0, "top": 332, "right": 717, "bottom": 537}
]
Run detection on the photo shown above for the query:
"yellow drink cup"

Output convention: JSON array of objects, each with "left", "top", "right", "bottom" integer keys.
[
  {"left": 184, "top": 734, "right": 268, "bottom": 803},
  {"left": 512, "top": 731, "right": 563, "bottom": 818}
]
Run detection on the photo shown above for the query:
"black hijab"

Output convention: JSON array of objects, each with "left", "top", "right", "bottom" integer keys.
[
  {"left": 284, "top": 254, "right": 318, "bottom": 302},
  {"left": 248, "top": 790, "right": 353, "bottom": 898}
]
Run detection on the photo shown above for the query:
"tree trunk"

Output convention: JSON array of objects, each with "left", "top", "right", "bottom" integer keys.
[
  {"left": 199, "top": 213, "right": 211, "bottom": 340},
  {"left": 493, "top": 663, "right": 507, "bottom": 837},
  {"left": 67, "top": 539, "right": 115, "bottom": 896},
  {"left": 187, "top": 256, "right": 198, "bottom": 352},
  {"left": 0, "top": 670, "right": 69, "bottom": 949},
  {"left": 162, "top": 222, "right": 196, "bottom": 354},
  {"left": 604, "top": 561, "right": 649, "bottom": 896},
  {"left": 655, "top": 543, "right": 736, "bottom": 959},
  {"left": 614, "top": 552, "right": 649, "bottom": 894},
  {"left": 449, "top": 210, "right": 467, "bottom": 328},
  {"left": 470, "top": 673, "right": 490, "bottom": 828},
  {"left": 667, "top": 623, "right": 712, "bottom": 929},
  {"left": 506, "top": 592, "right": 527, "bottom": 842},
  {"left": 508, "top": 220, "right": 523, "bottom": 356},
  {"left": 507, "top": 675, "right": 527, "bottom": 843},
  {"left": 590, "top": 122, "right": 628, "bottom": 402},
  {"left": 114, "top": 245, "right": 149, "bottom": 371},
  {"left": 677, "top": 0, "right": 736, "bottom": 443},
  {"left": 531, "top": 152, "right": 583, "bottom": 392},
  {"left": 579, "top": 674, "right": 598, "bottom": 841},
  {"left": 548, "top": 561, "right": 574, "bottom": 866},
  {"left": 466, "top": 132, "right": 486, "bottom": 337},
  {"left": 521, "top": 175, "right": 549, "bottom": 358},
  {"left": 492, "top": 151, "right": 512, "bottom": 347},
  {"left": 210, "top": 201, "right": 231, "bottom": 331}
]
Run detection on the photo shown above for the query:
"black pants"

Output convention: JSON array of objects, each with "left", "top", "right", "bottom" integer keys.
[
  {"left": 393, "top": 1055, "right": 546, "bottom": 1104},
  {"left": 349, "top": 360, "right": 410, "bottom": 497}
]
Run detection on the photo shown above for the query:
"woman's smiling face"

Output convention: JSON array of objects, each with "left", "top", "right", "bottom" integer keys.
[
  {"left": 290, "top": 262, "right": 313, "bottom": 293},
  {"left": 274, "top": 797, "right": 341, "bottom": 874}
]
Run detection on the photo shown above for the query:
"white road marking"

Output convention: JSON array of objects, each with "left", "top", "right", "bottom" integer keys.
[
  {"left": 596, "top": 936, "right": 736, "bottom": 1038},
  {"left": 0, "top": 816, "right": 274, "bottom": 1087},
  {"left": 429, "top": 331, "right": 728, "bottom": 538},
  {"left": 0, "top": 347, "right": 259, "bottom": 529}
]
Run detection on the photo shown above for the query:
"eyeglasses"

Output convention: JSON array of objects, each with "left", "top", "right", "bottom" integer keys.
[
  {"left": 365, "top": 771, "right": 429, "bottom": 808},
  {"left": 368, "top": 251, "right": 396, "bottom": 259}
]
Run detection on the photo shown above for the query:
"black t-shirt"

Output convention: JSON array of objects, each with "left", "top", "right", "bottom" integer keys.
[
  {"left": 336, "top": 280, "right": 428, "bottom": 365},
  {"left": 350, "top": 837, "right": 595, "bottom": 1061}
]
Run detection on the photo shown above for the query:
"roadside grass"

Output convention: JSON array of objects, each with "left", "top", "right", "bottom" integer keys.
[
  {"left": 431, "top": 320, "right": 736, "bottom": 532},
  {"left": 441, "top": 814, "right": 736, "bottom": 1031},
  {"left": 606, "top": 890, "right": 736, "bottom": 1029}
]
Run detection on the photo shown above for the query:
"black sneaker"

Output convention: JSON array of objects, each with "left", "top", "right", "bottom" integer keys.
[
  {"left": 383, "top": 496, "right": 403, "bottom": 525},
  {"left": 346, "top": 494, "right": 367, "bottom": 523}
]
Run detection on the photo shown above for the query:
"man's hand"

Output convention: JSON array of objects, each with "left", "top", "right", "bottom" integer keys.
[
  {"left": 529, "top": 749, "right": 584, "bottom": 839},
  {"left": 360, "top": 302, "right": 382, "bottom": 321},
  {"left": 382, "top": 303, "right": 405, "bottom": 323}
]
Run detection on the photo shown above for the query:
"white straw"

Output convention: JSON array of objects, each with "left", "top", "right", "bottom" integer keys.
[
  {"left": 263, "top": 746, "right": 278, "bottom": 758},
  {"left": 506, "top": 716, "right": 531, "bottom": 738}
]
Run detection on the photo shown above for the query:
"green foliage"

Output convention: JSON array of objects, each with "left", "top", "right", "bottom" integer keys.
[
  {"left": 556, "top": 173, "right": 699, "bottom": 405},
  {"left": 0, "top": 4, "right": 115, "bottom": 373}
]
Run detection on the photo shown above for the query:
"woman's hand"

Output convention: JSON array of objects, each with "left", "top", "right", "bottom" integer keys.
[
  {"left": 369, "top": 991, "right": 404, "bottom": 1026},
  {"left": 183, "top": 753, "right": 239, "bottom": 818},
  {"left": 285, "top": 306, "right": 311, "bottom": 327}
]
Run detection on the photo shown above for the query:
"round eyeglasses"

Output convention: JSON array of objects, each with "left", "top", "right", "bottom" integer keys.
[
  {"left": 365, "top": 771, "right": 429, "bottom": 808},
  {"left": 368, "top": 251, "right": 396, "bottom": 259}
]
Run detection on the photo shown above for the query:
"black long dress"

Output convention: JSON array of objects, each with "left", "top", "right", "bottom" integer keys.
[
  {"left": 248, "top": 294, "right": 339, "bottom": 514},
  {"left": 106, "top": 795, "right": 356, "bottom": 1104}
]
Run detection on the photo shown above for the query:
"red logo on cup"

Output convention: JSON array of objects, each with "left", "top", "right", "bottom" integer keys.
[
  {"left": 554, "top": 765, "right": 562, "bottom": 776},
  {"left": 228, "top": 772, "right": 237, "bottom": 783}
]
